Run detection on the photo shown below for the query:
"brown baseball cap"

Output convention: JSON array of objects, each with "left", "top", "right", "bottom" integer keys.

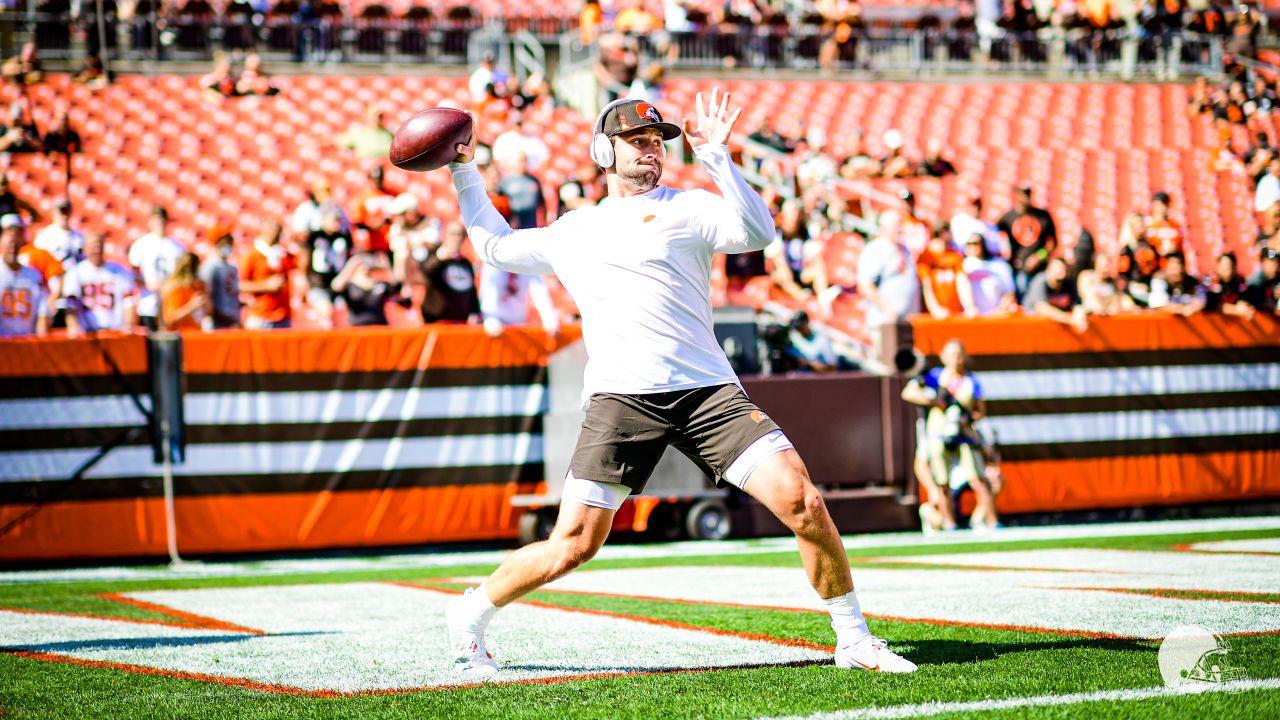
[{"left": 598, "top": 99, "right": 682, "bottom": 141}]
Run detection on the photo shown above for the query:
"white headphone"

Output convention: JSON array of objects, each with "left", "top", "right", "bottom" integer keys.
[{"left": 589, "top": 98, "right": 636, "bottom": 169}]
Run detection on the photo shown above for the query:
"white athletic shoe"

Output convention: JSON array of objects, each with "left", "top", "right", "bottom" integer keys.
[
  {"left": 446, "top": 590, "right": 499, "bottom": 678},
  {"left": 835, "top": 634, "right": 918, "bottom": 673}
]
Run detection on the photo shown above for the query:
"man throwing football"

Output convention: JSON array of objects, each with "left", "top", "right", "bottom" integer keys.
[{"left": 444, "top": 88, "right": 916, "bottom": 676}]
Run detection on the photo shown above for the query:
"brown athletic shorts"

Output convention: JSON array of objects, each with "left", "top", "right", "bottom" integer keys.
[{"left": 568, "top": 383, "right": 783, "bottom": 494}]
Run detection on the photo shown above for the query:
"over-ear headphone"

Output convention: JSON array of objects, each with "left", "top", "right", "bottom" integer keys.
[{"left": 589, "top": 98, "right": 634, "bottom": 169}]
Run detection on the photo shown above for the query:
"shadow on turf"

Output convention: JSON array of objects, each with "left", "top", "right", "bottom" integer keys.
[
  {"left": 899, "top": 636, "right": 1150, "bottom": 666},
  {"left": 3, "top": 631, "right": 333, "bottom": 654}
]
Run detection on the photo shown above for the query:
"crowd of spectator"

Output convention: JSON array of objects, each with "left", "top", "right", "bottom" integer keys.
[
  {"left": 0, "top": 150, "right": 574, "bottom": 339},
  {"left": 737, "top": 115, "right": 1280, "bottom": 370}
]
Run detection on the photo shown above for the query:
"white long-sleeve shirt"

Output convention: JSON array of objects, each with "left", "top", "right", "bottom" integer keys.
[{"left": 451, "top": 143, "right": 774, "bottom": 405}]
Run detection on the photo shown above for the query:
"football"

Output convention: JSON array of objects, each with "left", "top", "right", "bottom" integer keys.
[{"left": 389, "top": 107, "right": 474, "bottom": 172}]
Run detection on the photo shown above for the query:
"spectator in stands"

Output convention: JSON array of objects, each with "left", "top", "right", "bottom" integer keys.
[
  {"left": 72, "top": 54, "right": 108, "bottom": 87},
  {"left": 1244, "top": 132, "right": 1273, "bottom": 185},
  {"left": 896, "top": 189, "right": 931, "bottom": 257},
  {"left": 480, "top": 266, "right": 559, "bottom": 339},
  {"left": 838, "top": 130, "right": 881, "bottom": 180},
  {"left": 14, "top": 214, "right": 62, "bottom": 309},
  {"left": 614, "top": 0, "right": 662, "bottom": 34},
  {"left": 818, "top": 2, "right": 864, "bottom": 69},
  {"left": 1226, "top": 80, "right": 1252, "bottom": 127},
  {"left": 492, "top": 110, "right": 551, "bottom": 172},
  {"left": 240, "top": 218, "right": 296, "bottom": 330},
  {"left": 1, "top": 42, "right": 43, "bottom": 85},
  {"left": 917, "top": 223, "right": 965, "bottom": 320},
  {"left": 950, "top": 195, "right": 1005, "bottom": 260},
  {"left": 34, "top": 199, "right": 84, "bottom": 270},
  {"left": 63, "top": 232, "right": 136, "bottom": 335},
  {"left": 795, "top": 128, "right": 839, "bottom": 197},
  {"left": 1024, "top": 256, "right": 1089, "bottom": 332},
  {"left": 857, "top": 211, "right": 920, "bottom": 354},
  {"left": 0, "top": 217, "right": 48, "bottom": 337},
  {"left": 1077, "top": 253, "right": 1135, "bottom": 316},
  {"left": 469, "top": 53, "right": 498, "bottom": 107},
  {"left": 1204, "top": 251, "right": 1255, "bottom": 320},
  {"left": 0, "top": 103, "right": 42, "bottom": 154},
  {"left": 200, "top": 54, "right": 237, "bottom": 98},
  {"left": 1116, "top": 211, "right": 1160, "bottom": 307},
  {"left": 417, "top": 220, "right": 479, "bottom": 324},
  {"left": 1246, "top": 246, "right": 1280, "bottom": 315},
  {"left": 331, "top": 251, "right": 405, "bottom": 327},
  {"left": 351, "top": 166, "right": 394, "bottom": 257},
  {"left": 594, "top": 32, "right": 640, "bottom": 104},
  {"left": 291, "top": 178, "right": 348, "bottom": 236},
  {"left": 43, "top": 110, "right": 81, "bottom": 157},
  {"left": 304, "top": 208, "right": 352, "bottom": 329},
  {"left": 1254, "top": 156, "right": 1280, "bottom": 213},
  {"left": 556, "top": 162, "right": 601, "bottom": 218},
  {"left": 1148, "top": 252, "right": 1205, "bottom": 316},
  {"left": 767, "top": 199, "right": 836, "bottom": 314},
  {"left": 1145, "top": 191, "right": 1192, "bottom": 273},
  {"left": 497, "top": 151, "right": 548, "bottom": 230},
  {"left": 1212, "top": 82, "right": 1246, "bottom": 126},
  {"left": 957, "top": 232, "right": 1017, "bottom": 317},
  {"left": 387, "top": 193, "right": 440, "bottom": 287},
  {"left": 787, "top": 311, "right": 846, "bottom": 373},
  {"left": 997, "top": 185, "right": 1056, "bottom": 298},
  {"left": 1228, "top": 3, "right": 1260, "bottom": 59},
  {"left": 336, "top": 107, "right": 394, "bottom": 160},
  {"left": 0, "top": 174, "right": 37, "bottom": 223},
  {"left": 917, "top": 140, "right": 956, "bottom": 178},
  {"left": 128, "top": 206, "right": 185, "bottom": 332},
  {"left": 580, "top": 0, "right": 604, "bottom": 46},
  {"left": 235, "top": 52, "right": 279, "bottom": 97},
  {"left": 879, "top": 129, "right": 913, "bottom": 179},
  {"left": 1186, "top": 76, "right": 1212, "bottom": 117},
  {"left": 198, "top": 230, "right": 241, "bottom": 329},
  {"left": 1249, "top": 77, "right": 1275, "bottom": 117},
  {"left": 160, "top": 253, "right": 210, "bottom": 332}
]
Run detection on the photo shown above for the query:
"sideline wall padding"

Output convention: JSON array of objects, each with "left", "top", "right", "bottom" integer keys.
[
  {"left": 911, "top": 314, "right": 1280, "bottom": 514},
  {"left": 0, "top": 327, "right": 574, "bottom": 561}
]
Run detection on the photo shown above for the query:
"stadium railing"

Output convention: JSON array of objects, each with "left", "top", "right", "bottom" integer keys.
[{"left": 4, "top": 11, "right": 1228, "bottom": 79}]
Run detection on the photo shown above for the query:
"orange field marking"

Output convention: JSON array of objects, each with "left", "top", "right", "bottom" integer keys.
[
  {"left": 411, "top": 578, "right": 1145, "bottom": 642},
  {"left": 97, "top": 594, "right": 270, "bottom": 636}
]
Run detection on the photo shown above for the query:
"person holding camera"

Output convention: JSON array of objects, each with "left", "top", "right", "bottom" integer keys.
[{"left": 901, "top": 339, "right": 998, "bottom": 532}]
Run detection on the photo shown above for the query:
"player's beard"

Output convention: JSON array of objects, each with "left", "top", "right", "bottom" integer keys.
[{"left": 619, "top": 158, "right": 661, "bottom": 192}]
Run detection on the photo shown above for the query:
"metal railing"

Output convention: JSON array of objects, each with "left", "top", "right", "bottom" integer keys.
[
  {"left": 2, "top": 13, "right": 1228, "bottom": 79},
  {"left": 665, "top": 27, "right": 1226, "bottom": 79}
]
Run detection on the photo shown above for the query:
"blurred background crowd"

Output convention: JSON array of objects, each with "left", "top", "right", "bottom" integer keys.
[{"left": 0, "top": 0, "right": 1278, "bottom": 377}]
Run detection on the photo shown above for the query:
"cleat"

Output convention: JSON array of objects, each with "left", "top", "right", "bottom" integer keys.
[
  {"left": 835, "top": 634, "right": 918, "bottom": 673},
  {"left": 446, "top": 590, "right": 499, "bottom": 677}
]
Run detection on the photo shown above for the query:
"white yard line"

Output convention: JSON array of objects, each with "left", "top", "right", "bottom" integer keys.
[
  {"left": 2, "top": 516, "right": 1279, "bottom": 586},
  {"left": 752, "top": 677, "right": 1280, "bottom": 720}
]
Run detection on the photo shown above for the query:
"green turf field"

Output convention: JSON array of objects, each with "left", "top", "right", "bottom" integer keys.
[{"left": 2, "top": 518, "right": 1277, "bottom": 719}]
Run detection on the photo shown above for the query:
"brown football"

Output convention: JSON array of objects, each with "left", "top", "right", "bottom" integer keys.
[{"left": 389, "top": 108, "right": 473, "bottom": 172}]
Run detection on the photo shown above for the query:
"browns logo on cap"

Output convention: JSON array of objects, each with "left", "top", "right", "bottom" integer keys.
[{"left": 600, "top": 99, "right": 682, "bottom": 141}]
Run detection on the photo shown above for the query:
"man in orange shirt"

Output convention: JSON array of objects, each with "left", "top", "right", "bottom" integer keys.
[
  {"left": 351, "top": 166, "right": 395, "bottom": 257},
  {"left": 7, "top": 214, "right": 63, "bottom": 307},
  {"left": 1145, "top": 191, "right": 1192, "bottom": 273},
  {"left": 917, "top": 223, "right": 965, "bottom": 319},
  {"left": 240, "top": 218, "right": 296, "bottom": 329}
]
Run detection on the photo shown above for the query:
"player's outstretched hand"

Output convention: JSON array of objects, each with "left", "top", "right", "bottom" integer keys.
[{"left": 682, "top": 86, "right": 742, "bottom": 149}]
